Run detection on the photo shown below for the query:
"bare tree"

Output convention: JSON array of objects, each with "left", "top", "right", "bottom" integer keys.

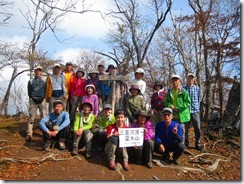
[
  {"left": 0, "top": 0, "right": 14, "bottom": 25},
  {"left": 97, "top": 0, "right": 172, "bottom": 73}
]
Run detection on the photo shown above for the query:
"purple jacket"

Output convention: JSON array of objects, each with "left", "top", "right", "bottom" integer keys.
[
  {"left": 81, "top": 94, "right": 99, "bottom": 116},
  {"left": 131, "top": 120, "right": 154, "bottom": 141}
]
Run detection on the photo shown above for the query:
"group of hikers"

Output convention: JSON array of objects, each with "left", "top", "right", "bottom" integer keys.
[{"left": 26, "top": 62, "right": 202, "bottom": 171}]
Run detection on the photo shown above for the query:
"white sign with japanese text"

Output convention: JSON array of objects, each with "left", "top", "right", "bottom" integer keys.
[{"left": 118, "top": 128, "right": 144, "bottom": 147}]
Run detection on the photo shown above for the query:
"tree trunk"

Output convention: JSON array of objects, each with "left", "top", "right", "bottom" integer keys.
[
  {"left": 1, "top": 66, "right": 17, "bottom": 116},
  {"left": 221, "top": 76, "right": 240, "bottom": 130}
]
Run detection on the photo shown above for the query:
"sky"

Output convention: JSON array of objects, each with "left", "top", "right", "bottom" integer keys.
[{"left": 0, "top": 0, "right": 192, "bottom": 63}]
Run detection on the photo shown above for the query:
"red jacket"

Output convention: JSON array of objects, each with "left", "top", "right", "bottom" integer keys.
[
  {"left": 70, "top": 75, "right": 87, "bottom": 97},
  {"left": 106, "top": 123, "right": 128, "bottom": 137}
]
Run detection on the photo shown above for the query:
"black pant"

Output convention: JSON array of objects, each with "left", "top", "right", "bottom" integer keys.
[
  {"left": 161, "top": 142, "right": 185, "bottom": 160},
  {"left": 42, "top": 126, "right": 70, "bottom": 142}
]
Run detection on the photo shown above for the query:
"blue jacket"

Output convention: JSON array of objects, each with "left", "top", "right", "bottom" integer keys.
[
  {"left": 155, "top": 120, "right": 183, "bottom": 146},
  {"left": 39, "top": 111, "right": 70, "bottom": 132}
]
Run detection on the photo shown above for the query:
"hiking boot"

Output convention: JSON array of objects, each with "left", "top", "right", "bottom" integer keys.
[
  {"left": 195, "top": 145, "right": 203, "bottom": 151},
  {"left": 146, "top": 162, "right": 153, "bottom": 169},
  {"left": 25, "top": 135, "right": 32, "bottom": 142},
  {"left": 109, "top": 160, "right": 117, "bottom": 170},
  {"left": 85, "top": 151, "right": 92, "bottom": 159},
  {"left": 43, "top": 140, "right": 52, "bottom": 152},
  {"left": 59, "top": 141, "right": 66, "bottom": 150},
  {"left": 173, "top": 159, "right": 180, "bottom": 165},
  {"left": 122, "top": 161, "right": 130, "bottom": 171},
  {"left": 72, "top": 147, "right": 78, "bottom": 156}
]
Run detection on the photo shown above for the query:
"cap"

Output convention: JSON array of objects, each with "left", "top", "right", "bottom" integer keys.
[
  {"left": 53, "top": 100, "right": 63, "bottom": 106},
  {"left": 103, "top": 104, "right": 112, "bottom": 110},
  {"left": 171, "top": 74, "right": 180, "bottom": 80},
  {"left": 97, "top": 63, "right": 105, "bottom": 68},
  {"left": 135, "top": 68, "right": 144, "bottom": 74},
  {"left": 129, "top": 85, "right": 141, "bottom": 93},
  {"left": 187, "top": 73, "right": 195, "bottom": 78},
  {"left": 85, "top": 84, "right": 96, "bottom": 91},
  {"left": 54, "top": 64, "right": 61, "bottom": 68},
  {"left": 106, "top": 64, "right": 117, "bottom": 72},
  {"left": 66, "top": 62, "right": 73, "bottom": 66},
  {"left": 162, "top": 107, "right": 173, "bottom": 114},
  {"left": 34, "top": 65, "right": 43, "bottom": 71},
  {"left": 153, "top": 81, "right": 163, "bottom": 90},
  {"left": 135, "top": 110, "right": 150, "bottom": 120}
]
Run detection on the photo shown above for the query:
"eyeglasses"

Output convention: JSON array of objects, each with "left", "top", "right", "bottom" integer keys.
[{"left": 163, "top": 113, "right": 171, "bottom": 117}]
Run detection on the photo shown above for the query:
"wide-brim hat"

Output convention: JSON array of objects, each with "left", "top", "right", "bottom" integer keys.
[
  {"left": 153, "top": 81, "right": 163, "bottom": 90},
  {"left": 129, "top": 85, "right": 141, "bottom": 93},
  {"left": 135, "top": 110, "right": 150, "bottom": 120},
  {"left": 106, "top": 64, "right": 117, "bottom": 72},
  {"left": 76, "top": 68, "right": 85, "bottom": 76},
  {"left": 80, "top": 100, "right": 93, "bottom": 111}
]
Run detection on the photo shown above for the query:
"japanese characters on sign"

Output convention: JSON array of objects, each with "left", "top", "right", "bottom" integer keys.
[{"left": 118, "top": 128, "right": 144, "bottom": 147}]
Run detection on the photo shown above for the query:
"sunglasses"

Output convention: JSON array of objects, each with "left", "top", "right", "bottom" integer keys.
[{"left": 163, "top": 113, "right": 171, "bottom": 117}]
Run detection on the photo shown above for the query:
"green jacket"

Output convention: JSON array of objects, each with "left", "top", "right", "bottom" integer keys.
[
  {"left": 164, "top": 87, "right": 191, "bottom": 123},
  {"left": 125, "top": 94, "right": 145, "bottom": 122},
  {"left": 97, "top": 114, "right": 116, "bottom": 129},
  {"left": 73, "top": 112, "right": 96, "bottom": 131}
]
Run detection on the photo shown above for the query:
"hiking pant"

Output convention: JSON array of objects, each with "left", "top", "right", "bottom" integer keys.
[
  {"left": 162, "top": 142, "right": 185, "bottom": 161},
  {"left": 73, "top": 130, "right": 93, "bottom": 152},
  {"left": 130, "top": 140, "right": 154, "bottom": 164},
  {"left": 27, "top": 98, "right": 47, "bottom": 137},
  {"left": 185, "top": 112, "right": 201, "bottom": 147},
  {"left": 69, "top": 95, "right": 82, "bottom": 128},
  {"left": 105, "top": 136, "right": 128, "bottom": 162}
]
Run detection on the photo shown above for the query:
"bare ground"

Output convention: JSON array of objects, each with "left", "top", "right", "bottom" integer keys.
[{"left": 0, "top": 116, "right": 241, "bottom": 181}]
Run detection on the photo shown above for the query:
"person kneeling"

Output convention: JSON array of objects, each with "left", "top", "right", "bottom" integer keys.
[{"left": 155, "top": 108, "right": 185, "bottom": 165}]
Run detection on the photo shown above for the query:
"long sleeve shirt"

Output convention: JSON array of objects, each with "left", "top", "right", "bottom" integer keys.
[
  {"left": 70, "top": 76, "right": 87, "bottom": 97},
  {"left": 73, "top": 112, "right": 96, "bottom": 132},
  {"left": 131, "top": 120, "right": 154, "bottom": 141},
  {"left": 39, "top": 111, "right": 70, "bottom": 132},
  {"left": 155, "top": 120, "right": 183, "bottom": 147},
  {"left": 151, "top": 90, "right": 166, "bottom": 111},
  {"left": 184, "top": 85, "right": 201, "bottom": 113},
  {"left": 97, "top": 114, "right": 116, "bottom": 129},
  {"left": 82, "top": 94, "right": 99, "bottom": 116}
]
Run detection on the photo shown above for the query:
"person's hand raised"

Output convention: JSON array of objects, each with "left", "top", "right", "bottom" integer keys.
[{"left": 172, "top": 124, "right": 178, "bottom": 134}]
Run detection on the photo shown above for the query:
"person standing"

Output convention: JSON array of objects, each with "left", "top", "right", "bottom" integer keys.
[
  {"left": 39, "top": 100, "right": 70, "bottom": 151},
  {"left": 46, "top": 64, "right": 66, "bottom": 113},
  {"left": 155, "top": 107, "right": 185, "bottom": 165},
  {"left": 26, "top": 66, "right": 47, "bottom": 141},
  {"left": 164, "top": 74, "right": 191, "bottom": 145},
  {"left": 69, "top": 68, "right": 87, "bottom": 127},
  {"left": 131, "top": 68, "right": 146, "bottom": 96},
  {"left": 150, "top": 81, "right": 166, "bottom": 124},
  {"left": 63, "top": 62, "right": 75, "bottom": 113},
  {"left": 184, "top": 73, "right": 202, "bottom": 150}
]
